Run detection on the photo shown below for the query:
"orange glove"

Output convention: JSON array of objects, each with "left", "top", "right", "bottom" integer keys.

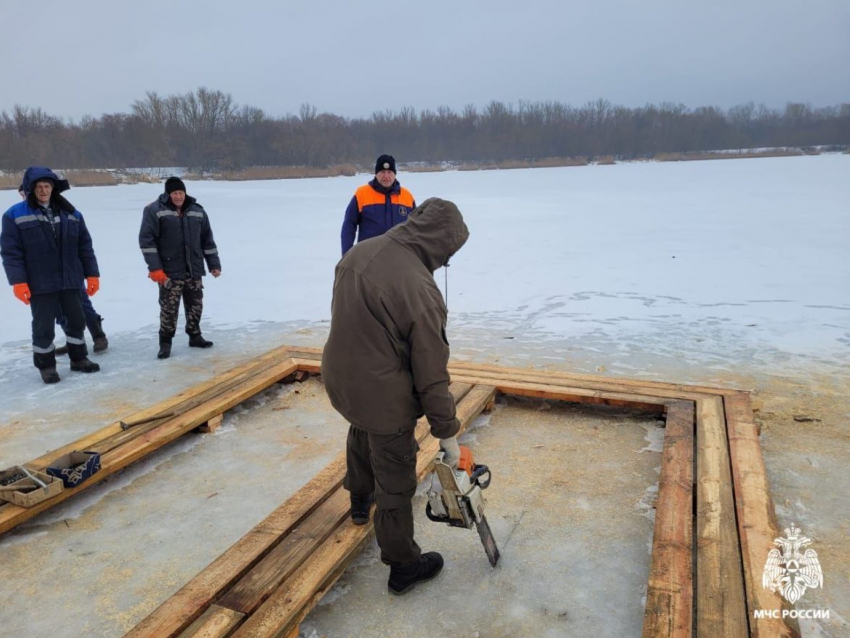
[
  {"left": 149, "top": 269, "right": 168, "bottom": 285},
  {"left": 86, "top": 277, "right": 99, "bottom": 297},
  {"left": 13, "top": 283, "right": 31, "bottom": 305}
]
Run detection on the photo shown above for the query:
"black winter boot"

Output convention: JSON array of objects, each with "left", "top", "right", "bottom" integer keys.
[
  {"left": 90, "top": 317, "right": 108, "bottom": 354},
  {"left": 40, "top": 367, "right": 61, "bottom": 384},
  {"left": 158, "top": 340, "right": 172, "bottom": 360},
  {"left": 92, "top": 336, "right": 108, "bottom": 353},
  {"left": 388, "top": 552, "right": 444, "bottom": 596},
  {"left": 55, "top": 344, "right": 69, "bottom": 356},
  {"left": 350, "top": 492, "right": 374, "bottom": 525},
  {"left": 188, "top": 334, "right": 213, "bottom": 348},
  {"left": 70, "top": 357, "right": 100, "bottom": 373}
]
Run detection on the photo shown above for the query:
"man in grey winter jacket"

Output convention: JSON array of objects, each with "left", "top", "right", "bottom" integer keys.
[
  {"left": 139, "top": 177, "right": 221, "bottom": 359},
  {"left": 322, "top": 197, "right": 469, "bottom": 595}
]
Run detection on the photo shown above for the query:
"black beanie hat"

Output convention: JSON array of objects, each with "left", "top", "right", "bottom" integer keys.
[
  {"left": 375, "top": 154, "right": 397, "bottom": 174},
  {"left": 165, "top": 176, "right": 187, "bottom": 194}
]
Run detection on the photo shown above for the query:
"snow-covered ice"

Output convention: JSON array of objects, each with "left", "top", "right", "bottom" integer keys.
[
  {"left": 0, "top": 154, "right": 848, "bottom": 637},
  {"left": 2, "top": 153, "right": 847, "bottom": 370}
]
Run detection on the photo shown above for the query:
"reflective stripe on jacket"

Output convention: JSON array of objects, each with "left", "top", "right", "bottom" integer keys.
[
  {"left": 1, "top": 200, "right": 99, "bottom": 294},
  {"left": 139, "top": 193, "right": 221, "bottom": 279}
]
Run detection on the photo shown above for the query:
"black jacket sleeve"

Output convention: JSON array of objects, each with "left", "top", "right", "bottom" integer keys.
[
  {"left": 76, "top": 213, "right": 100, "bottom": 278},
  {"left": 201, "top": 211, "right": 221, "bottom": 272},
  {"left": 0, "top": 213, "right": 26, "bottom": 285},
  {"left": 139, "top": 204, "right": 163, "bottom": 272}
]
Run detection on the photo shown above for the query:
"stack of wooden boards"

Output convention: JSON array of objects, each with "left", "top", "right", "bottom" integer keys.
[
  {"left": 0, "top": 344, "right": 299, "bottom": 536},
  {"left": 0, "top": 345, "right": 795, "bottom": 638},
  {"left": 127, "top": 380, "right": 496, "bottom": 638}
]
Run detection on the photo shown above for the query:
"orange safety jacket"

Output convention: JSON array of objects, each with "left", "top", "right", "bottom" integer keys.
[{"left": 341, "top": 178, "right": 415, "bottom": 255}]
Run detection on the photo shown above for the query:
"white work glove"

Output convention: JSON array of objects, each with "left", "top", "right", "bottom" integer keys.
[{"left": 439, "top": 436, "right": 461, "bottom": 470}]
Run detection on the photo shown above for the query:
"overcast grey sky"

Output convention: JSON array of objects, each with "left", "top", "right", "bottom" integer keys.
[{"left": 2, "top": 0, "right": 848, "bottom": 121}]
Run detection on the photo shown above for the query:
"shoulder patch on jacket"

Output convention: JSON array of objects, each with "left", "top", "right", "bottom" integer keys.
[{"left": 397, "top": 187, "right": 415, "bottom": 210}]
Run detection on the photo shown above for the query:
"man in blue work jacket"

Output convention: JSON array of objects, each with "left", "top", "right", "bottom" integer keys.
[{"left": 1, "top": 167, "right": 102, "bottom": 383}]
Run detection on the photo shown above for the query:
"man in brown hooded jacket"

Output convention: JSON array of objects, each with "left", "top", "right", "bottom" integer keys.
[{"left": 322, "top": 197, "right": 469, "bottom": 595}]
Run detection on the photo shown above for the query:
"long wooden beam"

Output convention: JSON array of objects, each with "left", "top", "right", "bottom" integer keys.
[
  {"left": 448, "top": 360, "right": 750, "bottom": 395},
  {"left": 0, "top": 355, "right": 298, "bottom": 536},
  {"left": 696, "top": 396, "right": 748, "bottom": 638},
  {"left": 643, "top": 400, "right": 695, "bottom": 638},
  {"left": 291, "top": 358, "right": 669, "bottom": 413},
  {"left": 229, "top": 385, "right": 497, "bottom": 638},
  {"left": 446, "top": 367, "right": 730, "bottom": 403},
  {"left": 127, "top": 383, "right": 481, "bottom": 638},
  {"left": 449, "top": 373, "right": 669, "bottom": 413},
  {"left": 214, "top": 383, "right": 478, "bottom": 622},
  {"left": 230, "top": 514, "right": 373, "bottom": 638},
  {"left": 298, "top": 355, "right": 772, "bottom": 638},
  {"left": 2, "top": 343, "right": 774, "bottom": 638},
  {"left": 125, "top": 455, "right": 347, "bottom": 638},
  {"left": 289, "top": 354, "right": 742, "bottom": 410},
  {"left": 284, "top": 346, "right": 750, "bottom": 396},
  {"left": 29, "top": 344, "right": 294, "bottom": 469},
  {"left": 725, "top": 394, "right": 800, "bottom": 638}
]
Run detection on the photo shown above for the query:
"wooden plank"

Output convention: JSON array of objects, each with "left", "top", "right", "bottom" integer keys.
[
  {"left": 217, "top": 489, "right": 350, "bottom": 615},
  {"left": 696, "top": 396, "right": 748, "bottom": 638},
  {"left": 448, "top": 360, "right": 750, "bottom": 395},
  {"left": 0, "top": 359, "right": 298, "bottom": 537},
  {"left": 102, "top": 358, "right": 299, "bottom": 468},
  {"left": 447, "top": 366, "right": 717, "bottom": 402},
  {"left": 295, "top": 354, "right": 693, "bottom": 411},
  {"left": 725, "top": 394, "right": 800, "bottom": 638},
  {"left": 178, "top": 605, "right": 244, "bottom": 638},
  {"left": 126, "top": 382, "right": 474, "bottom": 637},
  {"left": 449, "top": 374, "right": 668, "bottom": 413},
  {"left": 286, "top": 346, "right": 323, "bottom": 356},
  {"left": 643, "top": 401, "right": 694, "bottom": 638},
  {"left": 295, "top": 350, "right": 731, "bottom": 412},
  {"left": 78, "top": 352, "right": 293, "bottom": 457},
  {"left": 28, "top": 345, "right": 294, "bottom": 469},
  {"left": 197, "top": 414, "right": 224, "bottom": 434},
  {"left": 89, "top": 413, "right": 180, "bottom": 455},
  {"left": 230, "top": 385, "right": 497, "bottom": 638},
  {"left": 113, "top": 344, "right": 292, "bottom": 427},
  {"left": 211, "top": 382, "right": 476, "bottom": 619},
  {"left": 231, "top": 518, "right": 373, "bottom": 638},
  {"left": 285, "top": 346, "right": 750, "bottom": 395},
  {"left": 290, "top": 357, "right": 320, "bottom": 373},
  {"left": 126, "top": 455, "right": 347, "bottom": 638}
]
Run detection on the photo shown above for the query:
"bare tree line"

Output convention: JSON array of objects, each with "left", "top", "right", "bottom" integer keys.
[{"left": 1, "top": 88, "right": 848, "bottom": 171}]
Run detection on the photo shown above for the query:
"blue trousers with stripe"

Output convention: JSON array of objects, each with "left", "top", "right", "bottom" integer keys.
[{"left": 30, "top": 290, "right": 87, "bottom": 368}]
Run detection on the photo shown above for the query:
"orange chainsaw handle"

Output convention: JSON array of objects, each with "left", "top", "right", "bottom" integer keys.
[
  {"left": 458, "top": 445, "right": 492, "bottom": 488},
  {"left": 458, "top": 446, "right": 474, "bottom": 476}
]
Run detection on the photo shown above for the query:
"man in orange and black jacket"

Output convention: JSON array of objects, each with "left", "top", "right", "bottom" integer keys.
[{"left": 340, "top": 154, "right": 415, "bottom": 256}]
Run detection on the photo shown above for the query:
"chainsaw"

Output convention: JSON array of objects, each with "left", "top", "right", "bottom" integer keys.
[{"left": 426, "top": 445, "right": 501, "bottom": 567}]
